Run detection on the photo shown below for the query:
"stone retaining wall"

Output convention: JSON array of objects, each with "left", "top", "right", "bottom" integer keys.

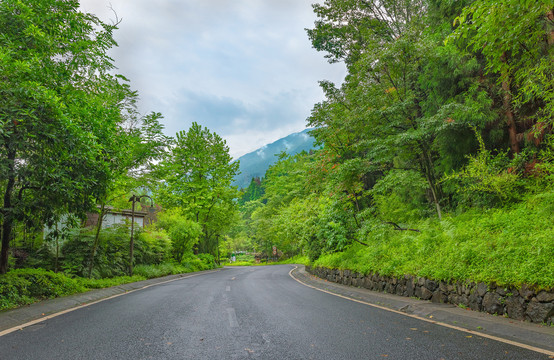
[{"left": 305, "top": 266, "right": 554, "bottom": 324}]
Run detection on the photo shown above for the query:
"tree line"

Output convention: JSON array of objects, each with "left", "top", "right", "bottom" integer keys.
[
  {"left": 0, "top": 0, "right": 239, "bottom": 276},
  {"left": 229, "top": 0, "right": 554, "bottom": 265}
]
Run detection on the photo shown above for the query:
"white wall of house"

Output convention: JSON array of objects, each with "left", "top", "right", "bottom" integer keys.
[{"left": 103, "top": 212, "right": 145, "bottom": 228}]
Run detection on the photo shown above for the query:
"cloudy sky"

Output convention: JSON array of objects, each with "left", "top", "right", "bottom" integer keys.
[{"left": 79, "top": 0, "right": 346, "bottom": 159}]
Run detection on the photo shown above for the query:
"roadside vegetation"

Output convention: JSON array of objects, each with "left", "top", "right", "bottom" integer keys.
[
  {"left": 1, "top": 0, "right": 553, "bottom": 312},
  {"left": 228, "top": 0, "right": 554, "bottom": 290},
  {"left": 0, "top": 1, "right": 234, "bottom": 310}
]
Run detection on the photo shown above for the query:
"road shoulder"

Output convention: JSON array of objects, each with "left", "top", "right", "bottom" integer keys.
[{"left": 290, "top": 264, "right": 554, "bottom": 355}]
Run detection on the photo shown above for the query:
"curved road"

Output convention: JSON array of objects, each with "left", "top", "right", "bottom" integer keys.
[{"left": 0, "top": 265, "right": 549, "bottom": 359}]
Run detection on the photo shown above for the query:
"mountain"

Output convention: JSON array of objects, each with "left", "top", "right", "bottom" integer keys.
[{"left": 232, "top": 128, "right": 318, "bottom": 189}]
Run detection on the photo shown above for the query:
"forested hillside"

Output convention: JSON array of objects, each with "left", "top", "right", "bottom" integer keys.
[
  {"left": 232, "top": 129, "right": 317, "bottom": 189},
  {"left": 229, "top": 0, "right": 554, "bottom": 289}
]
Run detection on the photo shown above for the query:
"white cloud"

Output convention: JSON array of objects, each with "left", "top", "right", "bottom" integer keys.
[{"left": 80, "top": 0, "right": 346, "bottom": 157}]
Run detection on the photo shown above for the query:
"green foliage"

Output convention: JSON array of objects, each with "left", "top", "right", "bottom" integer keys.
[
  {"left": 135, "top": 229, "right": 172, "bottom": 265},
  {"left": 181, "top": 253, "right": 216, "bottom": 271},
  {"left": 155, "top": 210, "right": 202, "bottom": 262},
  {"left": 156, "top": 122, "right": 240, "bottom": 256},
  {"left": 442, "top": 130, "right": 522, "bottom": 207},
  {"left": 0, "top": 0, "right": 147, "bottom": 273},
  {"left": 75, "top": 275, "right": 146, "bottom": 290},
  {"left": 239, "top": 177, "right": 265, "bottom": 204},
  {"left": 0, "top": 268, "right": 85, "bottom": 310},
  {"left": 372, "top": 170, "right": 430, "bottom": 222},
  {"left": 314, "top": 190, "right": 554, "bottom": 288}
]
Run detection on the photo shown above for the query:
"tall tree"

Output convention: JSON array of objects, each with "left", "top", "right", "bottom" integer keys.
[
  {"left": 0, "top": 0, "right": 140, "bottom": 273},
  {"left": 157, "top": 122, "right": 239, "bottom": 256},
  {"left": 453, "top": 0, "right": 554, "bottom": 155}
]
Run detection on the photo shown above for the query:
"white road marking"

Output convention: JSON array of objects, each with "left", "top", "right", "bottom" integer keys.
[
  {"left": 289, "top": 266, "right": 554, "bottom": 357},
  {"left": 227, "top": 308, "right": 239, "bottom": 328}
]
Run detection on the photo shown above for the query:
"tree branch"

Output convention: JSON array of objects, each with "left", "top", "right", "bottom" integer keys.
[{"left": 383, "top": 221, "right": 420, "bottom": 232}]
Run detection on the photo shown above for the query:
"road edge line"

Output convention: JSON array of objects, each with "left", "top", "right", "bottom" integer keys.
[
  {"left": 0, "top": 269, "right": 221, "bottom": 338},
  {"left": 289, "top": 266, "right": 554, "bottom": 357}
]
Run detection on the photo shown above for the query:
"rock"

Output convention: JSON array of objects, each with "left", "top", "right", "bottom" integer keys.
[
  {"left": 505, "top": 296, "right": 526, "bottom": 320},
  {"left": 432, "top": 290, "right": 448, "bottom": 304},
  {"left": 526, "top": 300, "right": 554, "bottom": 323},
  {"left": 496, "top": 287, "right": 508, "bottom": 296},
  {"left": 476, "top": 283, "right": 488, "bottom": 297},
  {"left": 422, "top": 287, "right": 433, "bottom": 300},
  {"left": 518, "top": 284, "right": 535, "bottom": 300},
  {"left": 536, "top": 290, "right": 554, "bottom": 303},
  {"left": 396, "top": 285, "right": 404, "bottom": 296},
  {"left": 457, "top": 282, "right": 464, "bottom": 296},
  {"left": 406, "top": 277, "right": 415, "bottom": 297},
  {"left": 482, "top": 292, "right": 504, "bottom": 315},
  {"left": 468, "top": 292, "right": 482, "bottom": 311},
  {"left": 439, "top": 281, "right": 449, "bottom": 293},
  {"left": 417, "top": 277, "right": 426, "bottom": 287},
  {"left": 448, "top": 294, "right": 460, "bottom": 305},
  {"left": 425, "top": 279, "right": 438, "bottom": 292}
]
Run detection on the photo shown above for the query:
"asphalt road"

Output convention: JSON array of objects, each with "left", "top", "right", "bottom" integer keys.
[{"left": 0, "top": 265, "right": 550, "bottom": 359}]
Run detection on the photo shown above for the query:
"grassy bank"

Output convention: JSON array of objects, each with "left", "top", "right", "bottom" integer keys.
[
  {"left": 0, "top": 260, "right": 217, "bottom": 311},
  {"left": 225, "top": 255, "right": 310, "bottom": 267},
  {"left": 313, "top": 191, "right": 554, "bottom": 289}
]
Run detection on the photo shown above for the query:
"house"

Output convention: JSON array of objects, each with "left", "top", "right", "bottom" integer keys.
[{"left": 84, "top": 205, "right": 159, "bottom": 229}]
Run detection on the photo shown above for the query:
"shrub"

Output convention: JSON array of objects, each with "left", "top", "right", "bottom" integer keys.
[
  {"left": 0, "top": 269, "right": 85, "bottom": 310},
  {"left": 313, "top": 190, "right": 554, "bottom": 288}
]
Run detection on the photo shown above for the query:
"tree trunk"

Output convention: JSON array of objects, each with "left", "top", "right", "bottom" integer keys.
[
  {"left": 87, "top": 203, "right": 106, "bottom": 278},
  {"left": 419, "top": 143, "right": 442, "bottom": 220},
  {"left": 55, "top": 223, "right": 59, "bottom": 273},
  {"left": 500, "top": 53, "right": 520, "bottom": 154},
  {"left": 0, "top": 148, "right": 16, "bottom": 274},
  {"left": 546, "top": 10, "right": 554, "bottom": 45}
]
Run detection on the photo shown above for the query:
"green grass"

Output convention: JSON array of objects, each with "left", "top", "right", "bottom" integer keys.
[
  {"left": 313, "top": 191, "right": 554, "bottom": 289},
  {"left": 225, "top": 255, "right": 310, "bottom": 267},
  {"left": 0, "top": 258, "right": 218, "bottom": 311}
]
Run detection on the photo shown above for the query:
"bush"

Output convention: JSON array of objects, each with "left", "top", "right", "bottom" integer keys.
[
  {"left": 313, "top": 191, "right": 554, "bottom": 289},
  {"left": 181, "top": 253, "right": 216, "bottom": 271},
  {"left": 0, "top": 269, "right": 85, "bottom": 310},
  {"left": 135, "top": 229, "right": 172, "bottom": 265}
]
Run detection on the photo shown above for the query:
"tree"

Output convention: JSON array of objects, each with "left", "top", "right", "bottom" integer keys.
[
  {"left": 0, "top": 0, "right": 140, "bottom": 273},
  {"left": 453, "top": 0, "right": 554, "bottom": 155},
  {"left": 157, "top": 122, "right": 239, "bottom": 256}
]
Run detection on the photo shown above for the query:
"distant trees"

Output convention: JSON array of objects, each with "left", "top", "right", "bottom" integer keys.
[
  {"left": 157, "top": 122, "right": 240, "bottom": 257},
  {"left": 228, "top": 0, "right": 554, "bottom": 263}
]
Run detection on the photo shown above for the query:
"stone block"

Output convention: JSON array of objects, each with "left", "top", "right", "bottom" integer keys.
[
  {"left": 476, "top": 282, "right": 488, "bottom": 297},
  {"left": 536, "top": 290, "right": 554, "bottom": 303},
  {"left": 468, "top": 292, "right": 482, "bottom": 311},
  {"left": 425, "top": 279, "right": 438, "bottom": 292},
  {"left": 518, "top": 284, "right": 535, "bottom": 300},
  {"left": 526, "top": 300, "right": 554, "bottom": 323},
  {"left": 505, "top": 296, "right": 526, "bottom": 320},
  {"left": 482, "top": 292, "right": 504, "bottom": 315}
]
